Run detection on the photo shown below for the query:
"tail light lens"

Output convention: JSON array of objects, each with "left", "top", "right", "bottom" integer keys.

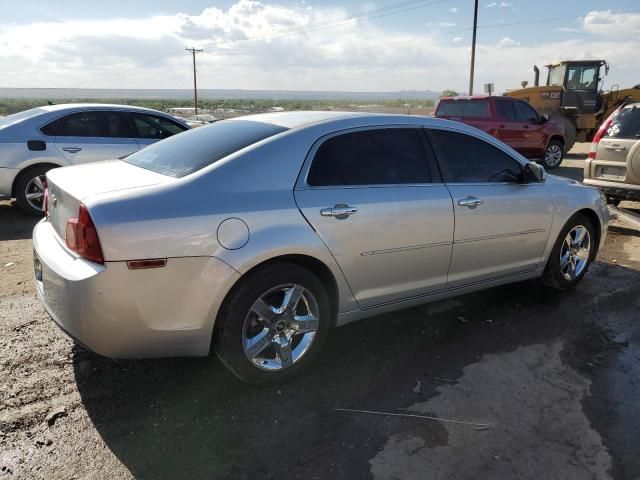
[
  {"left": 588, "top": 109, "right": 619, "bottom": 159},
  {"left": 65, "top": 204, "right": 104, "bottom": 264}
]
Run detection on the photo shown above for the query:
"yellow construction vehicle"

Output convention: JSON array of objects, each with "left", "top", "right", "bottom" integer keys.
[{"left": 504, "top": 60, "right": 640, "bottom": 151}]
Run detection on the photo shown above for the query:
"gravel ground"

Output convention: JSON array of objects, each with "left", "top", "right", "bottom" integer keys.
[{"left": 1, "top": 146, "right": 640, "bottom": 479}]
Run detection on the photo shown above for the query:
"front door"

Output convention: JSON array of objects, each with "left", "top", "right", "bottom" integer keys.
[
  {"left": 428, "top": 128, "right": 553, "bottom": 287},
  {"left": 53, "top": 111, "right": 139, "bottom": 164},
  {"left": 295, "top": 127, "right": 454, "bottom": 308},
  {"left": 514, "top": 100, "right": 546, "bottom": 157}
]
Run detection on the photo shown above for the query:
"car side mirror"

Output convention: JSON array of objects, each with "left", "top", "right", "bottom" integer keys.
[
  {"left": 539, "top": 114, "right": 550, "bottom": 124},
  {"left": 523, "top": 162, "right": 546, "bottom": 182}
]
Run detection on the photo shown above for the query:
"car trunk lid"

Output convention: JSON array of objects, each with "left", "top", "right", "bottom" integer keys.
[{"left": 46, "top": 160, "right": 171, "bottom": 241}]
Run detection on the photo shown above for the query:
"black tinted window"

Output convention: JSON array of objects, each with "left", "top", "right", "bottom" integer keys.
[
  {"left": 430, "top": 130, "right": 522, "bottom": 183},
  {"left": 436, "top": 100, "right": 491, "bottom": 118},
  {"left": 132, "top": 114, "right": 186, "bottom": 139},
  {"left": 50, "top": 111, "right": 132, "bottom": 137},
  {"left": 308, "top": 129, "right": 430, "bottom": 186},
  {"left": 124, "top": 120, "right": 287, "bottom": 178},
  {"left": 605, "top": 106, "right": 640, "bottom": 139},
  {"left": 514, "top": 102, "right": 539, "bottom": 122},
  {"left": 494, "top": 99, "right": 516, "bottom": 121}
]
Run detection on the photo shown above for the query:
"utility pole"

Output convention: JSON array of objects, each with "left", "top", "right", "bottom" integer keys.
[
  {"left": 468, "top": 0, "right": 479, "bottom": 95},
  {"left": 185, "top": 47, "right": 203, "bottom": 114}
]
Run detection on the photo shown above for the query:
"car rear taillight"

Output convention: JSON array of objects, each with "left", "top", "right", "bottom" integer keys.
[
  {"left": 65, "top": 204, "right": 104, "bottom": 264},
  {"left": 588, "top": 109, "right": 619, "bottom": 159}
]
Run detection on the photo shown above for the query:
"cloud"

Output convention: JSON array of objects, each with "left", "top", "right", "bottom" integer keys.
[
  {"left": 449, "top": 7, "right": 458, "bottom": 13},
  {"left": 497, "top": 36, "right": 520, "bottom": 47},
  {"left": 428, "top": 21, "right": 456, "bottom": 27},
  {"left": 499, "top": 2, "right": 512, "bottom": 7},
  {"left": 0, "top": 5, "right": 637, "bottom": 93},
  {"left": 485, "top": 2, "right": 497, "bottom": 7}
]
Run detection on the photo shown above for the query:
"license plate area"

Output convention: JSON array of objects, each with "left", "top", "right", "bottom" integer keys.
[{"left": 596, "top": 165, "right": 626, "bottom": 181}]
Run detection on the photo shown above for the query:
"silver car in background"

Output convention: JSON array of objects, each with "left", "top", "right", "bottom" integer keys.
[
  {"left": 33, "top": 112, "right": 608, "bottom": 384},
  {"left": 0, "top": 104, "right": 189, "bottom": 215}
]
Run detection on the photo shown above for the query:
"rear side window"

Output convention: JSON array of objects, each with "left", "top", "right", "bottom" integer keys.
[
  {"left": 494, "top": 99, "right": 516, "bottom": 121},
  {"left": 123, "top": 120, "right": 288, "bottom": 178},
  {"left": 131, "top": 113, "right": 187, "bottom": 139},
  {"left": 436, "top": 100, "right": 491, "bottom": 118},
  {"left": 42, "top": 111, "right": 132, "bottom": 137},
  {"left": 430, "top": 129, "right": 523, "bottom": 183},
  {"left": 605, "top": 106, "right": 640, "bottom": 139},
  {"left": 307, "top": 128, "right": 431, "bottom": 186}
]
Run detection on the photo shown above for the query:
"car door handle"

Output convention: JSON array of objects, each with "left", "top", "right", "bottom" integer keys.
[
  {"left": 62, "top": 147, "right": 82, "bottom": 153},
  {"left": 458, "top": 196, "right": 484, "bottom": 209},
  {"left": 320, "top": 204, "right": 357, "bottom": 218},
  {"left": 498, "top": 124, "right": 505, "bottom": 128},
  {"left": 523, "top": 125, "right": 530, "bottom": 129},
  {"left": 604, "top": 145, "right": 626, "bottom": 151}
]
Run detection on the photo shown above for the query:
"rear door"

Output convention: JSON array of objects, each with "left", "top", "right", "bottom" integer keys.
[
  {"left": 428, "top": 128, "right": 553, "bottom": 287},
  {"left": 595, "top": 106, "right": 640, "bottom": 184},
  {"left": 294, "top": 126, "right": 454, "bottom": 308},
  {"left": 52, "top": 111, "right": 139, "bottom": 164},
  {"left": 130, "top": 113, "right": 188, "bottom": 149}
]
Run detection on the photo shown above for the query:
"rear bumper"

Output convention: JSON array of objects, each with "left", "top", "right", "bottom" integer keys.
[
  {"left": 0, "top": 167, "right": 18, "bottom": 198},
  {"left": 583, "top": 178, "right": 640, "bottom": 201},
  {"left": 33, "top": 220, "right": 241, "bottom": 358}
]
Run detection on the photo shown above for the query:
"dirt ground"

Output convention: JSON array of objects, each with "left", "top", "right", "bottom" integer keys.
[{"left": 1, "top": 147, "right": 640, "bottom": 479}]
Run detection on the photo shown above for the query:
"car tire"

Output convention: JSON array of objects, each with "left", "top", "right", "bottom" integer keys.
[
  {"left": 542, "top": 213, "right": 597, "bottom": 290},
  {"left": 15, "top": 165, "right": 54, "bottom": 217},
  {"left": 214, "top": 262, "right": 331, "bottom": 385},
  {"left": 541, "top": 140, "right": 564, "bottom": 169},
  {"left": 556, "top": 116, "right": 576, "bottom": 153}
]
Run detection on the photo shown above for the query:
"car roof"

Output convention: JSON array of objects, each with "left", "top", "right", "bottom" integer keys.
[
  {"left": 40, "top": 103, "right": 174, "bottom": 115},
  {"left": 227, "top": 111, "right": 371, "bottom": 129}
]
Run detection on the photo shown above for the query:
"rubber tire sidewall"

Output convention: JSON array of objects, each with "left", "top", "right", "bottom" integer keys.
[
  {"left": 15, "top": 165, "right": 53, "bottom": 217},
  {"left": 556, "top": 115, "right": 577, "bottom": 153},
  {"left": 541, "top": 140, "right": 565, "bottom": 170},
  {"left": 214, "top": 262, "right": 331, "bottom": 385},
  {"left": 542, "top": 213, "right": 597, "bottom": 290}
]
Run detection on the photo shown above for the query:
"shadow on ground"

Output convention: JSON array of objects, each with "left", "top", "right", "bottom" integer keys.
[
  {"left": 72, "top": 263, "right": 640, "bottom": 479},
  {"left": 0, "top": 201, "right": 40, "bottom": 241}
]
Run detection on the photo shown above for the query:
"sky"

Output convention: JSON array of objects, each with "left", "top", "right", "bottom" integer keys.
[{"left": 0, "top": 0, "right": 639, "bottom": 94}]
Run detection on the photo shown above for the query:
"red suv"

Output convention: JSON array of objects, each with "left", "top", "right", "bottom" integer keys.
[{"left": 435, "top": 96, "right": 566, "bottom": 169}]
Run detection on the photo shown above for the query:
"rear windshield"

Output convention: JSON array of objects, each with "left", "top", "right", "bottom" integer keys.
[
  {"left": 605, "top": 106, "right": 640, "bottom": 139},
  {"left": 436, "top": 99, "right": 491, "bottom": 118},
  {"left": 124, "top": 119, "right": 288, "bottom": 178},
  {"left": 0, "top": 108, "right": 47, "bottom": 129}
]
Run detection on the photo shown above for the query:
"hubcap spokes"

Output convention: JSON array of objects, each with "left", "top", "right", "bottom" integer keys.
[
  {"left": 559, "top": 225, "right": 591, "bottom": 281},
  {"left": 25, "top": 175, "right": 46, "bottom": 211},
  {"left": 545, "top": 145, "right": 562, "bottom": 166},
  {"left": 243, "top": 284, "right": 320, "bottom": 371}
]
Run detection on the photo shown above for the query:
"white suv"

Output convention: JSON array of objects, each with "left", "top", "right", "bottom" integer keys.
[{"left": 0, "top": 104, "right": 189, "bottom": 215}]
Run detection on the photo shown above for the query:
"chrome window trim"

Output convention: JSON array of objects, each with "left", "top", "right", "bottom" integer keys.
[{"left": 295, "top": 124, "right": 440, "bottom": 191}]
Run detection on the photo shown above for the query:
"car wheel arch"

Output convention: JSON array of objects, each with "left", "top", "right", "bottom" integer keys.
[
  {"left": 11, "top": 162, "right": 63, "bottom": 197},
  {"left": 216, "top": 254, "right": 340, "bottom": 330},
  {"left": 547, "top": 135, "right": 565, "bottom": 150}
]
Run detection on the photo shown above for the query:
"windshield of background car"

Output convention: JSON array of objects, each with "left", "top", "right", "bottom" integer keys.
[
  {"left": 547, "top": 65, "right": 566, "bottom": 86},
  {"left": 123, "top": 119, "right": 288, "bottom": 178},
  {"left": 605, "top": 106, "right": 640, "bottom": 139},
  {"left": 0, "top": 107, "right": 47, "bottom": 130},
  {"left": 436, "top": 99, "right": 491, "bottom": 118}
]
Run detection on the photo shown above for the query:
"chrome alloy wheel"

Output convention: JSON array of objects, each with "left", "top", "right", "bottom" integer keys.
[
  {"left": 242, "top": 284, "right": 320, "bottom": 371},
  {"left": 544, "top": 144, "right": 563, "bottom": 167},
  {"left": 24, "top": 175, "right": 47, "bottom": 212},
  {"left": 559, "top": 225, "right": 591, "bottom": 281}
]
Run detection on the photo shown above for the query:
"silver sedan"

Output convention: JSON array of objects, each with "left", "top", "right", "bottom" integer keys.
[{"left": 33, "top": 112, "right": 609, "bottom": 384}]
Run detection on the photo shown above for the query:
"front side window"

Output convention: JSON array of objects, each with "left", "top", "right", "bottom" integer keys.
[
  {"left": 547, "top": 65, "right": 566, "bottom": 87},
  {"left": 307, "top": 128, "right": 431, "bottom": 186},
  {"left": 43, "top": 111, "right": 132, "bottom": 137},
  {"left": 494, "top": 99, "right": 516, "bottom": 121},
  {"left": 605, "top": 106, "right": 640, "bottom": 139},
  {"left": 430, "top": 129, "right": 523, "bottom": 183},
  {"left": 514, "top": 102, "right": 539, "bottom": 123},
  {"left": 131, "top": 114, "right": 186, "bottom": 139},
  {"left": 566, "top": 65, "right": 598, "bottom": 90}
]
